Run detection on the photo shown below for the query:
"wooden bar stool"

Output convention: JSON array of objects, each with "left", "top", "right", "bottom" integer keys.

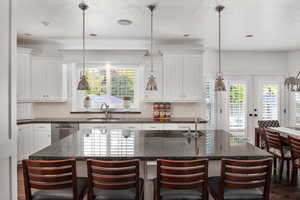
[
  {"left": 208, "top": 158, "right": 273, "bottom": 200},
  {"left": 265, "top": 130, "right": 292, "bottom": 182},
  {"left": 22, "top": 159, "right": 88, "bottom": 200},
  {"left": 258, "top": 120, "right": 280, "bottom": 150},
  {"left": 155, "top": 159, "right": 209, "bottom": 200},
  {"left": 87, "top": 159, "right": 144, "bottom": 200},
  {"left": 288, "top": 136, "right": 300, "bottom": 185}
]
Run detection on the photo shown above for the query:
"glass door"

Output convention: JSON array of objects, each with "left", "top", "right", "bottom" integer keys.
[
  {"left": 224, "top": 76, "right": 252, "bottom": 137},
  {"left": 220, "top": 75, "right": 285, "bottom": 144}
]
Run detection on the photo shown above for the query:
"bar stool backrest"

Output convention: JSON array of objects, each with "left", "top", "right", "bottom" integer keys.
[
  {"left": 22, "top": 159, "right": 78, "bottom": 200},
  {"left": 220, "top": 159, "right": 273, "bottom": 200},
  {"left": 288, "top": 136, "right": 300, "bottom": 168},
  {"left": 157, "top": 159, "right": 208, "bottom": 200},
  {"left": 87, "top": 159, "right": 140, "bottom": 199},
  {"left": 265, "top": 130, "right": 284, "bottom": 156}
]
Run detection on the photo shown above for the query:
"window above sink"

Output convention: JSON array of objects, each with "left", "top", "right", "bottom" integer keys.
[{"left": 72, "top": 63, "right": 141, "bottom": 112}]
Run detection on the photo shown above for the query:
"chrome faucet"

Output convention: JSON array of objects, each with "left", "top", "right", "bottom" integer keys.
[{"left": 100, "top": 103, "right": 112, "bottom": 119}]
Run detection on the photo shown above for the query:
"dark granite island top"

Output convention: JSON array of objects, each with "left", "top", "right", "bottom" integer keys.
[{"left": 30, "top": 129, "right": 271, "bottom": 161}]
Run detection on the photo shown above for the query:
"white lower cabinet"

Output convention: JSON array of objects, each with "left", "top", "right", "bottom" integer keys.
[
  {"left": 17, "top": 124, "right": 51, "bottom": 161},
  {"left": 32, "top": 124, "right": 51, "bottom": 152},
  {"left": 142, "top": 124, "right": 165, "bottom": 130}
]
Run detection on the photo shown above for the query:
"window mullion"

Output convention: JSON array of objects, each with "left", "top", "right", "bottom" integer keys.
[{"left": 106, "top": 65, "right": 112, "bottom": 105}]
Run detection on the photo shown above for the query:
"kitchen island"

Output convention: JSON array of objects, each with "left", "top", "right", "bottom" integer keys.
[{"left": 30, "top": 129, "right": 271, "bottom": 160}]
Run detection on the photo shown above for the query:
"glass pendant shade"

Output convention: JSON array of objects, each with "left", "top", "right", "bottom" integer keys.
[
  {"left": 285, "top": 72, "right": 300, "bottom": 92},
  {"left": 146, "top": 74, "right": 158, "bottom": 91},
  {"left": 77, "top": 75, "right": 90, "bottom": 90},
  {"left": 215, "top": 73, "right": 226, "bottom": 92}
]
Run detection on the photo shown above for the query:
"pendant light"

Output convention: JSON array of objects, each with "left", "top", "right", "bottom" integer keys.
[
  {"left": 77, "top": 3, "right": 90, "bottom": 90},
  {"left": 284, "top": 72, "right": 300, "bottom": 92},
  {"left": 215, "top": 5, "right": 226, "bottom": 92},
  {"left": 145, "top": 5, "right": 158, "bottom": 91}
]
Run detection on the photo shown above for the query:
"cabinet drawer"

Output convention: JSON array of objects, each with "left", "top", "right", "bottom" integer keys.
[
  {"left": 122, "top": 124, "right": 142, "bottom": 130},
  {"left": 164, "top": 123, "right": 194, "bottom": 130},
  {"left": 142, "top": 124, "right": 164, "bottom": 130},
  {"left": 164, "top": 123, "right": 207, "bottom": 130},
  {"left": 32, "top": 124, "right": 51, "bottom": 130},
  {"left": 80, "top": 123, "right": 123, "bottom": 130}
]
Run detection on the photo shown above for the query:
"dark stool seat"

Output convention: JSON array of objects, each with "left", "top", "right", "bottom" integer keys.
[
  {"left": 93, "top": 178, "right": 144, "bottom": 200},
  {"left": 160, "top": 188, "right": 202, "bottom": 200},
  {"left": 32, "top": 178, "right": 88, "bottom": 200},
  {"left": 208, "top": 177, "right": 263, "bottom": 200}
]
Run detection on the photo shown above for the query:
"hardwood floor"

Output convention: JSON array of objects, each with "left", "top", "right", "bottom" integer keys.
[{"left": 18, "top": 166, "right": 300, "bottom": 200}]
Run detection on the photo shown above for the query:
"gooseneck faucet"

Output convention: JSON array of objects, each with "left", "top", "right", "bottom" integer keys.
[{"left": 100, "top": 103, "right": 111, "bottom": 119}]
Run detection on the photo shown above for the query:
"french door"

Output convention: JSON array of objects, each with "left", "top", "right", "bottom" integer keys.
[
  {"left": 0, "top": 0, "right": 17, "bottom": 199},
  {"left": 221, "top": 75, "right": 286, "bottom": 143}
]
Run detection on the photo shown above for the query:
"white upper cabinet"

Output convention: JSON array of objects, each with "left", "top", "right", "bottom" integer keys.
[
  {"left": 164, "top": 55, "right": 184, "bottom": 101},
  {"left": 163, "top": 52, "right": 203, "bottom": 102},
  {"left": 144, "top": 56, "right": 164, "bottom": 101},
  {"left": 31, "top": 57, "right": 67, "bottom": 102},
  {"left": 182, "top": 55, "right": 203, "bottom": 101},
  {"left": 17, "top": 48, "right": 32, "bottom": 102}
]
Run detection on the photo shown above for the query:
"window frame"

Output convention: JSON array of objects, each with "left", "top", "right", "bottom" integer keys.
[{"left": 72, "top": 62, "right": 141, "bottom": 112}]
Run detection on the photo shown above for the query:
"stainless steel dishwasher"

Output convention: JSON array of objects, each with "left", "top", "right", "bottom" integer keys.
[{"left": 51, "top": 123, "right": 79, "bottom": 144}]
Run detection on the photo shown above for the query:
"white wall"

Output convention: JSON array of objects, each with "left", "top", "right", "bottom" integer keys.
[{"left": 204, "top": 50, "right": 288, "bottom": 76}]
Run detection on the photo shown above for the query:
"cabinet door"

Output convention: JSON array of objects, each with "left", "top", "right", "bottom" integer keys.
[
  {"left": 17, "top": 53, "right": 31, "bottom": 101},
  {"left": 183, "top": 56, "right": 202, "bottom": 101},
  {"left": 144, "top": 57, "right": 163, "bottom": 101},
  {"left": 164, "top": 55, "right": 184, "bottom": 101},
  {"left": 33, "top": 124, "right": 51, "bottom": 152},
  {"left": 31, "top": 59, "right": 47, "bottom": 100},
  {"left": 44, "top": 60, "right": 62, "bottom": 100}
]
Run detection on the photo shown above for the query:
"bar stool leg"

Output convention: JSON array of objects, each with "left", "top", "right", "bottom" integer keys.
[
  {"left": 273, "top": 157, "right": 277, "bottom": 176},
  {"left": 286, "top": 160, "right": 290, "bottom": 182},
  {"left": 292, "top": 166, "right": 298, "bottom": 186},
  {"left": 279, "top": 159, "right": 284, "bottom": 182}
]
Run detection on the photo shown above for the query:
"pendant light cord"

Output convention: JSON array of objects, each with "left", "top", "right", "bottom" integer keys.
[
  {"left": 218, "top": 7, "right": 221, "bottom": 74},
  {"left": 150, "top": 7, "right": 154, "bottom": 73},
  {"left": 83, "top": 8, "right": 86, "bottom": 76}
]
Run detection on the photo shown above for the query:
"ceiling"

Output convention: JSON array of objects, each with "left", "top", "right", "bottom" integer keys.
[{"left": 17, "top": 0, "right": 300, "bottom": 51}]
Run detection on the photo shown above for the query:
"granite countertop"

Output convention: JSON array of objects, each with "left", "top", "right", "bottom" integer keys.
[
  {"left": 30, "top": 129, "right": 271, "bottom": 161},
  {"left": 17, "top": 117, "right": 208, "bottom": 125}
]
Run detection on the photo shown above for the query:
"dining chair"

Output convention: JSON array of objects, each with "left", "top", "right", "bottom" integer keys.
[
  {"left": 155, "top": 159, "right": 208, "bottom": 200},
  {"left": 258, "top": 120, "right": 280, "bottom": 150},
  {"left": 288, "top": 136, "right": 300, "bottom": 185},
  {"left": 208, "top": 158, "right": 273, "bottom": 200},
  {"left": 86, "top": 159, "right": 144, "bottom": 200},
  {"left": 22, "top": 159, "right": 88, "bottom": 200},
  {"left": 265, "top": 129, "right": 292, "bottom": 182}
]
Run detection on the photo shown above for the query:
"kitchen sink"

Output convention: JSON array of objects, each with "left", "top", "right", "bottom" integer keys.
[{"left": 86, "top": 117, "right": 121, "bottom": 121}]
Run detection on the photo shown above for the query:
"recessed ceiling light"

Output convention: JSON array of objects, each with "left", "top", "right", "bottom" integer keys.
[
  {"left": 89, "top": 33, "right": 98, "bottom": 37},
  {"left": 183, "top": 34, "right": 190, "bottom": 38},
  {"left": 118, "top": 19, "right": 132, "bottom": 26},
  {"left": 41, "top": 21, "right": 51, "bottom": 26},
  {"left": 23, "top": 33, "right": 32, "bottom": 37},
  {"left": 246, "top": 34, "right": 254, "bottom": 38}
]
